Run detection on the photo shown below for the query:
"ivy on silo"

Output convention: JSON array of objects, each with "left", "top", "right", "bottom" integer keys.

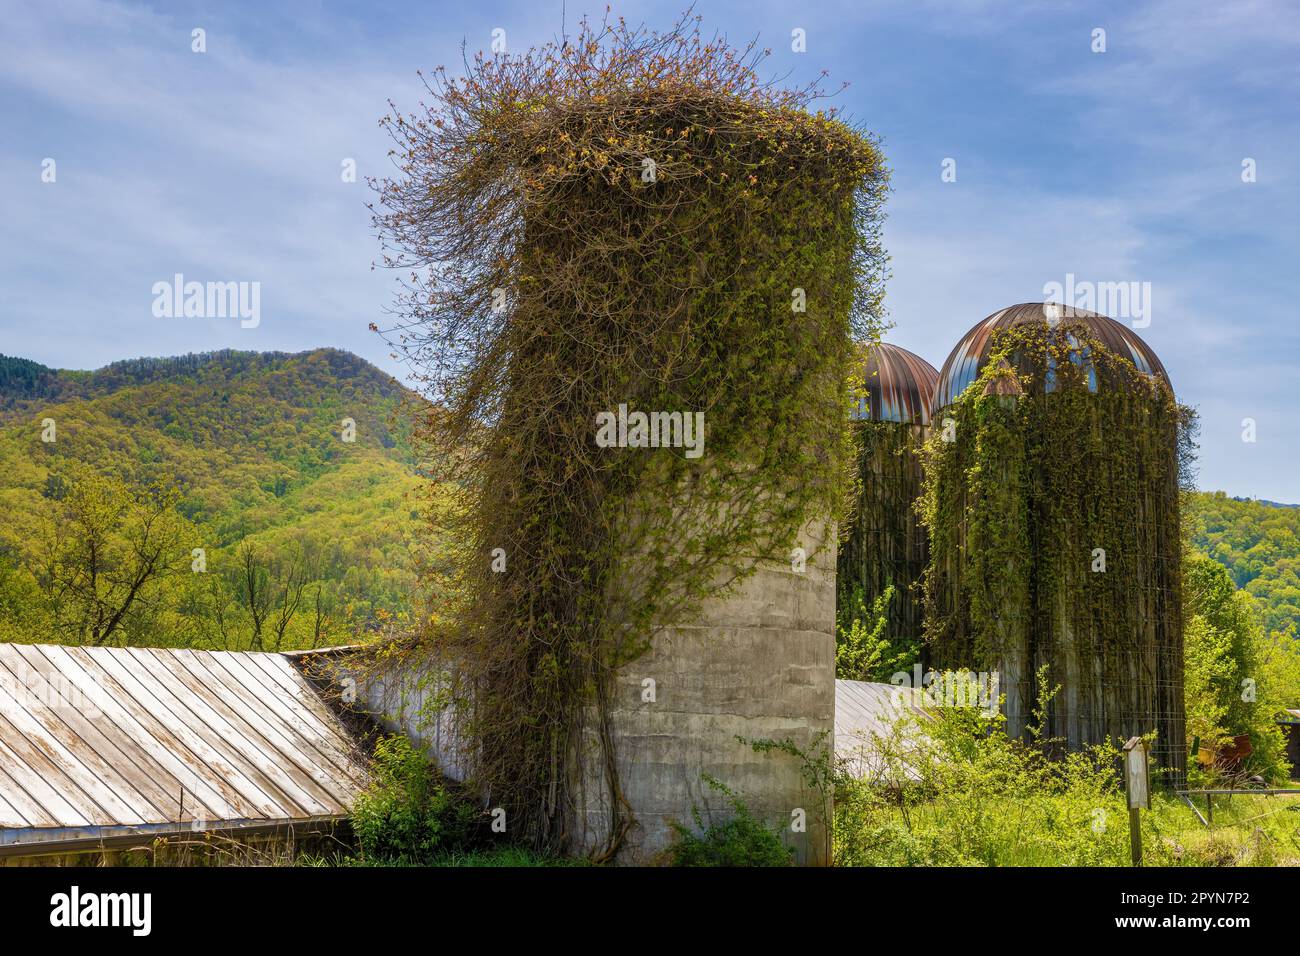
[
  {"left": 370, "top": 13, "right": 889, "bottom": 857},
  {"left": 838, "top": 419, "right": 927, "bottom": 677},
  {"left": 919, "top": 321, "right": 1190, "bottom": 776}
]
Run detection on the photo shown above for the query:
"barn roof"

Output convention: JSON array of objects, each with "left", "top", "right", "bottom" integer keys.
[
  {"left": 835, "top": 679, "right": 933, "bottom": 782},
  {"left": 0, "top": 643, "right": 369, "bottom": 852}
]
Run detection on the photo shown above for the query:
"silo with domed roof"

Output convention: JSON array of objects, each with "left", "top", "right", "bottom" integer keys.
[
  {"left": 925, "top": 303, "right": 1186, "bottom": 782},
  {"left": 837, "top": 342, "right": 939, "bottom": 671}
]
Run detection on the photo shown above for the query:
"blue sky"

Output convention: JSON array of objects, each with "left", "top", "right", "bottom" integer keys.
[{"left": 2, "top": 0, "right": 1298, "bottom": 499}]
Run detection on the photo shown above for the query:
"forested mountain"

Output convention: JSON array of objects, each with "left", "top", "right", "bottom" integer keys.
[
  {"left": 1186, "top": 491, "right": 1300, "bottom": 638},
  {"left": 0, "top": 348, "right": 432, "bottom": 650},
  {"left": 2, "top": 347, "right": 1298, "bottom": 664}
]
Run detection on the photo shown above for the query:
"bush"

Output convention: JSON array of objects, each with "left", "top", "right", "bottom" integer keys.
[
  {"left": 351, "top": 735, "right": 479, "bottom": 864},
  {"left": 834, "top": 671, "right": 1133, "bottom": 866},
  {"left": 836, "top": 583, "right": 920, "bottom": 682},
  {"left": 1183, "top": 555, "right": 1291, "bottom": 783},
  {"left": 832, "top": 670, "right": 1300, "bottom": 867},
  {"left": 669, "top": 777, "right": 793, "bottom": 867}
]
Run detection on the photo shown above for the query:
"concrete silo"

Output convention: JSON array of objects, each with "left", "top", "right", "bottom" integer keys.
[
  {"left": 573, "top": 520, "right": 838, "bottom": 865},
  {"left": 838, "top": 342, "right": 938, "bottom": 671},
  {"left": 365, "top": 20, "right": 889, "bottom": 863}
]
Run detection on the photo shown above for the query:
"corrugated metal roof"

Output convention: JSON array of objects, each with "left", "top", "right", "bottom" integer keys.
[
  {"left": 852, "top": 342, "right": 940, "bottom": 426},
  {"left": 931, "top": 302, "right": 1172, "bottom": 413},
  {"left": 0, "top": 644, "right": 368, "bottom": 848},
  {"left": 835, "top": 679, "right": 933, "bottom": 782}
]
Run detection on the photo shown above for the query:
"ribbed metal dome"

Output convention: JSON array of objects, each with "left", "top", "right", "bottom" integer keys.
[
  {"left": 931, "top": 303, "right": 1171, "bottom": 413},
  {"left": 852, "top": 341, "right": 940, "bottom": 426}
]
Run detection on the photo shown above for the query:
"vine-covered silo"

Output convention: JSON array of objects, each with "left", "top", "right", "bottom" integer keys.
[
  {"left": 370, "top": 17, "right": 890, "bottom": 863},
  {"left": 923, "top": 303, "right": 1187, "bottom": 782},
  {"left": 838, "top": 342, "right": 938, "bottom": 673}
]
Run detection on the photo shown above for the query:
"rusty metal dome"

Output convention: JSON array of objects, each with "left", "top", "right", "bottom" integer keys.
[
  {"left": 852, "top": 341, "right": 940, "bottom": 426},
  {"left": 931, "top": 303, "right": 1171, "bottom": 413}
]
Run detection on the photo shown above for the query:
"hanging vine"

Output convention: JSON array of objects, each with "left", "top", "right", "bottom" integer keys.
[
  {"left": 837, "top": 419, "right": 927, "bottom": 676},
  {"left": 920, "top": 320, "right": 1190, "bottom": 780}
]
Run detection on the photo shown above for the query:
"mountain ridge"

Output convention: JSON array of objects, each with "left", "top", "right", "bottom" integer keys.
[
  {"left": 0, "top": 347, "right": 410, "bottom": 413},
  {"left": 0, "top": 346, "right": 430, "bottom": 650}
]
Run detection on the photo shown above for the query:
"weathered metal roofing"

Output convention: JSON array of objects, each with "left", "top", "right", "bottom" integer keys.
[
  {"left": 931, "top": 302, "right": 1171, "bottom": 413},
  {"left": 834, "top": 679, "right": 933, "bottom": 782},
  {"left": 0, "top": 643, "right": 368, "bottom": 849},
  {"left": 852, "top": 341, "right": 940, "bottom": 426}
]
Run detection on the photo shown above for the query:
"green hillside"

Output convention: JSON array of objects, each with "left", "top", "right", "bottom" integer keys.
[
  {"left": 2, "top": 348, "right": 1297, "bottom": 668},
  {"left": 0, "top": 348, "right": 430, "bottom": 650},
  {"left": 1186, "top": 490, "right": 1300, "bottom": 638}
]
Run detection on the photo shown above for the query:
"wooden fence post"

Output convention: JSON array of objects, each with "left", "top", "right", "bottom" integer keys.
[{"left": 1123, "top": 736, "right": 1151, "bottom": 867}]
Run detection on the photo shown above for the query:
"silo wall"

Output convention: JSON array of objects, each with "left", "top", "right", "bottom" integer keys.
[
  {"left": 570, "top": 520, "right": 838, "bottom": 865},
  {"left": 838, "top": 422, "right": 930, "bottom": 659}
]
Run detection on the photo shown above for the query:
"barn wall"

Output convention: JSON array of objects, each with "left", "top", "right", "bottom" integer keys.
[
  {"left": 0, "top": 825, "right": 343, "bottom": 867},
  {"left": 350, "top": 657, "right": 468, "bottom": 782}
]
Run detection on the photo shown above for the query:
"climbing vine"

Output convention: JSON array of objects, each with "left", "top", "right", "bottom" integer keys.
[
  {"left": 837, "top": 420, "right": 926, "bottom": 678},
  {"left": 370, "top": 13, "right": 889, "bottom": 856},
  {"left": 920, "top": 321, "right": 1190, "bottom": 779}
]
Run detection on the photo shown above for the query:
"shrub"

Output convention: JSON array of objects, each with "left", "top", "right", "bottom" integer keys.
[
  {"left": 834, "top": 671, "right": 1131, "bottom": 866},
  {"left": 836, "top": 583, "right": 919, "bottom": 682},
  {"left": 670, "top": 777, "right": 793, "bottom": 867},
  {"left": 352, "top": 735, "right": 479, "bottom": 864},
  {"left": 832, "top": 670, "right": 1300, "bottom": 866}
]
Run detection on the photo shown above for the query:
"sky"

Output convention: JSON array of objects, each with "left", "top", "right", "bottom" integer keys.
[{"left": 1, "top": 0, "right": 1298, "bottom": 500}]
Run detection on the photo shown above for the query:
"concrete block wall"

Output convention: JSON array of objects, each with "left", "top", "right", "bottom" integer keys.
[{"left": 347, "top": 656, "right": 469, "bottom": 782}]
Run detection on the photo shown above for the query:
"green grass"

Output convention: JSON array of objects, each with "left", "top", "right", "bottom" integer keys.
[
  {"left": 833, "top": 687, "right": 1300, "bottom": 868},
  {"left": 424, "top": 847, "right": 589, "bottom": 867},
  {"left": 1147, "top": 789, "right": 1300, "bottom": 866},
  {"left": 834, "top": 785, "right": 1300, "bottom": 867},
  {"left": 301, "top": 846, "right": 583, "bottom": 867}
]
